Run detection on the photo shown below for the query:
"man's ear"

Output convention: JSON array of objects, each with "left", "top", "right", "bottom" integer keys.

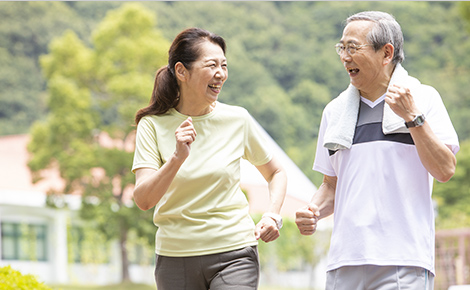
[
  {"left": 175, "top": 62, "right": 187, "bottom": 82},
  {"left": 383, "top": 43, "right": 394, "bottom": 66}
]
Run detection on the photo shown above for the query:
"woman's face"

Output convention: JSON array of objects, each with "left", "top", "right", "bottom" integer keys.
[{"left": 183, "top": 41, "right": 228, "bottom": 107}]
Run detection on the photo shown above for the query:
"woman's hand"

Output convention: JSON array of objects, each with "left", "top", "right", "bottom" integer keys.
[
  {"left": 174, "top": 117, "right": 197, "bottom": 160},
  {"left": 255, "top": 217, "right": 280, "bottom": 243}
]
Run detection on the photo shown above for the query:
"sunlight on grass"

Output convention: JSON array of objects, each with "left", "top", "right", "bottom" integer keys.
[
  {"left": 49, "top": 283, "right": 308, "bottom": 290},
  {"left": 49, "top": 282, "right": 155, "bottom": 290}
]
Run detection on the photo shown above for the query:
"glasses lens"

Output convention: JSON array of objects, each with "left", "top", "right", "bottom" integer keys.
[
  {"left": 348, "top": 44, "right": 357, "bottom": 55},
  {"left": 335, "top": 44, "right": 343, "bottom": 55}
]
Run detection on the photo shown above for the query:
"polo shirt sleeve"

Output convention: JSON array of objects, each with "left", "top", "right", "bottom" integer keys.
[
  {"left": 420, "top": 85, "right": 460, "bottom": 155},
  {"left": 313, "top": 109, "right": 336, "bottom": 176},
  {"left": 243, "top": 111, "right": 273, "bottom": 166},
  {"left": 132, "top": 117, "right": 163, "bottom": 173}
]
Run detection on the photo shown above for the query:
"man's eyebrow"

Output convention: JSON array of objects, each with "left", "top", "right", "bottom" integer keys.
[{"left": 339, "top": 40, "right": 360, "bottom": 44}]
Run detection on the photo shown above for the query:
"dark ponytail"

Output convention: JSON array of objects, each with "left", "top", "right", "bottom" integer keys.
[
  {"left": 134, "top": 27, "right": 226, "bottom": 125},
  {"left": 135, "top": 66, "right": 179, "bottom": 125}
]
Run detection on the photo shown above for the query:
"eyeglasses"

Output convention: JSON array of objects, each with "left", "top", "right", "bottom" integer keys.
[{"left": 335, "top": 43, "right": 372, "bottom": 55}]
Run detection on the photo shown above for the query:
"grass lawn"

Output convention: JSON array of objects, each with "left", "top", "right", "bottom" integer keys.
[
  {"left": 49, "top": 282, "right": 155, "bottom": 290},
  {"left": 49, "top": 283, "right": 307, "bottom": 290}
]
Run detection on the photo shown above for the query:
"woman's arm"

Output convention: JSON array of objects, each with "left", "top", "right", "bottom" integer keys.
[
  {"left": 133, "top": 156, "right": 184, "bottom": 211},
  {"left": 253, "top": 156, "right": 287, "bottom": 242},
  {"left": 133, "top": 117, "right": 196, "bottom": 211}
]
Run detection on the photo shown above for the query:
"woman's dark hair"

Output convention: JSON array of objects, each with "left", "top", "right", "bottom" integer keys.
[{"left": 135, "top": 27, "right": 226, "bottom": 124}]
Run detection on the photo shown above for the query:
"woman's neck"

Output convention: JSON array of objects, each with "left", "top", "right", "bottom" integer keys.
[{"left": 175, "top": 100, "right": 216, "bottom": 116}]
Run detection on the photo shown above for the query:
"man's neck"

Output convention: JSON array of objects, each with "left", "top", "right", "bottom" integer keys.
[{"left": 360, "top": 64, "right": 396, "bottom": 102}]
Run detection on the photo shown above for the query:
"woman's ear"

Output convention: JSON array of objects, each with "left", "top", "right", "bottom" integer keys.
[
  {"left": 383, "top": 43, "right": 394, "bottom": 66},
  {"left": 175, "top": 62, "right": 187, "bottom": 82}
]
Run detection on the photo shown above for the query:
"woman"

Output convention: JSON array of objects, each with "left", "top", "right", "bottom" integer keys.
[{"left": 132, "top": 28, "right": 287, "bottom": 290}]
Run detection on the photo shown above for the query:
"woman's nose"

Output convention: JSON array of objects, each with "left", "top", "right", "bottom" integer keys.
[{"left": 216, "top": 67, "right": 227, "bottom": 80}]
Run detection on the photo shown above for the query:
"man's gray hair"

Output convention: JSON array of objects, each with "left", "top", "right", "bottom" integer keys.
[{"left": 346, "top": 11, "right": 405, "bottom": 64}]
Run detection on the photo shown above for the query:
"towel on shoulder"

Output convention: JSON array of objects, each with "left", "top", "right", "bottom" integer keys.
[{"left": 323, "top": 64, "right": 421, "bottom": 151}]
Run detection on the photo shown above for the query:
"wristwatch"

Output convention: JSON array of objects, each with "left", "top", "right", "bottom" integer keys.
[
  {"left": 405, "top": 114, "right": 425, "bottom": 128},
  {"left": 262, "top": 212, "right": 283, "bottom": 229}
]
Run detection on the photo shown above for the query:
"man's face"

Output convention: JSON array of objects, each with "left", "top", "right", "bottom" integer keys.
[{"left": 339, "top": 20, "right": 389, "bottom": 99}]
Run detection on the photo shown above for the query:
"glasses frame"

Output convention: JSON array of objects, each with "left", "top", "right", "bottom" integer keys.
[{"left": 335, "top": 43, "right": 373, "bottom": 55}]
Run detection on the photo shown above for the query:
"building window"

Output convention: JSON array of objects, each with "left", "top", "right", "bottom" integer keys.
[
  {"left": 67, "top": 225, "right": 111, "bottom": 264},
  {"left": 1, "top": 222, "right": 48, "bottom": 261}
]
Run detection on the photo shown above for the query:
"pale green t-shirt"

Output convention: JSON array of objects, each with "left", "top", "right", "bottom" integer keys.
[{"left": 132, "top": 102, "right": 272, "bottom": 257}]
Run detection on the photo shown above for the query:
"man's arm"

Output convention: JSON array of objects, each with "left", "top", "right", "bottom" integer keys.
[
  {"left": 386, "top": 84, "right": 456, "bottom": 183},
  {"left": 408, "top": 122, "right": 456, "bottom": 183},
  {"left": 295, "top": 175, "right": 337, "bottom": 235}
]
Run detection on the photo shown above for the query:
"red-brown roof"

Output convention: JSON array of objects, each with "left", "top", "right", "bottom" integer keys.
[
  {"left": 0, "top": 134, "right": 65, "bottom": 193},
  {"left": 0, "top": 134, "right": 310, "bottom": 218}
]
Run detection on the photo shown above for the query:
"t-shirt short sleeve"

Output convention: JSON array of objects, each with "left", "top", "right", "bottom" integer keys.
[
  {"left": 132, "top": 117, "right": 163, "bottom": 173},
  {"left": 243, "top": 111, "right": 273, "bottom": 166}
]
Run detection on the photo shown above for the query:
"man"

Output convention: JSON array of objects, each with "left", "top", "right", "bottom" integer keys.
[{"left": 295, "top": 11, "right": 459, "bottom": 290}]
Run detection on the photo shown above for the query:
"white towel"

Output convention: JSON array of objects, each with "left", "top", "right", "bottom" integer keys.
[{"left": 323, "top": 64, "right": 421, "bottom": 151}]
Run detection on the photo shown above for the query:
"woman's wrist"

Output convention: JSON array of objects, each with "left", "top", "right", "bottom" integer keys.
[{"left": 262, "top": 212, "right": 283, "bottom": 229}]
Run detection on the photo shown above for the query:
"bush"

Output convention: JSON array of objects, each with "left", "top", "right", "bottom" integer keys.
[
  {"left": 254, "top": 215, "right": 330, "bottom": 272},
  {"left": 0, "top": 265, "right": 51, "bottom": 290}
]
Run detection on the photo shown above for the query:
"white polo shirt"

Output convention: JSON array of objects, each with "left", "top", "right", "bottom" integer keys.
[{"left": 314, "top": 86, "right": 459, "bottom": 274}]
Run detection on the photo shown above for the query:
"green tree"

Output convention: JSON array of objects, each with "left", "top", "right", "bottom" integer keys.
[
  {"left": 429, "top": 1, "right": 470, "bottom": 230},
  {"left": 459, "top": 1, "right": 470, "bottom": 31},
  {"left": 27, "top": 3, "right": 170, "bottom": 281},
  {"left": 4, "top": 1, "right": 470, "bottom": 184},
  {"left": 0, "top": 2, "right": 85, "bottom": 135},
  {"left": 255, "top": 215, "right": 330, "bottom": 285}
]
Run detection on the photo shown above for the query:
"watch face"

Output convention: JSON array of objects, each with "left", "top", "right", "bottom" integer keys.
[
  {"left": 405, "top": 114, "right": 425, "bottom": 128},
  {"left": 416, "top": 115, "right": 425, "bottom": 125}
]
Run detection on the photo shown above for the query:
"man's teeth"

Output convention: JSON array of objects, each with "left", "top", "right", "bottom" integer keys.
[{"left": 349, "top": 68, "right": 359, "bottom": 73}]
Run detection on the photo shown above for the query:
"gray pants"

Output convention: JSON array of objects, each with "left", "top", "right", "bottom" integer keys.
[
  {"left": 155, "top": 246, "right": 259, "bottom": 290},
  {"left": 326, "top": 265, "right": 434, "bottom": 290}
]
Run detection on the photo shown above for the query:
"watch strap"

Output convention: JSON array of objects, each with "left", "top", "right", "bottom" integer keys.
[
  {"left": 405, "top": 114, "right": 425, "bottom": 128},
  {"left": 262, "top": 212, "right": 283, "bottom": 229}
]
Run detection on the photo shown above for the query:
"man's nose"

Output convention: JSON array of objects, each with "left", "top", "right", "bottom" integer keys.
[{"left": 339, "top": 50, "right": 352, "bottom": 62}]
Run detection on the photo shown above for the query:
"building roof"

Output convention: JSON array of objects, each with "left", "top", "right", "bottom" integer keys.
[
  {"left": 0, "top": 130, "right": 317, "bottom": 218},
  {"left": 241, "top": 119, "right": 317, "bottom": 202}
]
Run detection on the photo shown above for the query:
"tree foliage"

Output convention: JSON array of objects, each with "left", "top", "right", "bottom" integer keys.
[
  {"left": 3, "top": 2, "right": 470, "bottom": 169},
  {"left": 0, "top": 2, "right": 467, "bottom": 275},
  {"left": 0, "top": 2, "right": 87, "bottom": 135},
  {"left": 434, "top": 142, "right": 470, "bottom": 229},
  {"left": 27, "top": 3, "right": 170, "bottom": 281},
  {"left": 255, "top": 215, "right": 330, "bottom": 274}
]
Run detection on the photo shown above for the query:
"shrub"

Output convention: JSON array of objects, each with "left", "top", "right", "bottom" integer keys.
[{"left": 0, "top": 265, "right": 51, "bottom": 290}]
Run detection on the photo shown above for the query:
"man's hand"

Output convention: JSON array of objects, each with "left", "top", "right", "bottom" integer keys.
[
  {"left": 295, "top": 204, "right": 320, "bottom": 236},
  {"left": 385, "top": 84, "right": 420, "bottom": 122}
]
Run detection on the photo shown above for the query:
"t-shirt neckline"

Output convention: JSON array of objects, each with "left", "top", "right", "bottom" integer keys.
[
  {"left": 170, "top": 101, "right": 219, "bottom": 121},
  {"left": 360, "top": 94, "right": 386, "bottom": 108}
]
